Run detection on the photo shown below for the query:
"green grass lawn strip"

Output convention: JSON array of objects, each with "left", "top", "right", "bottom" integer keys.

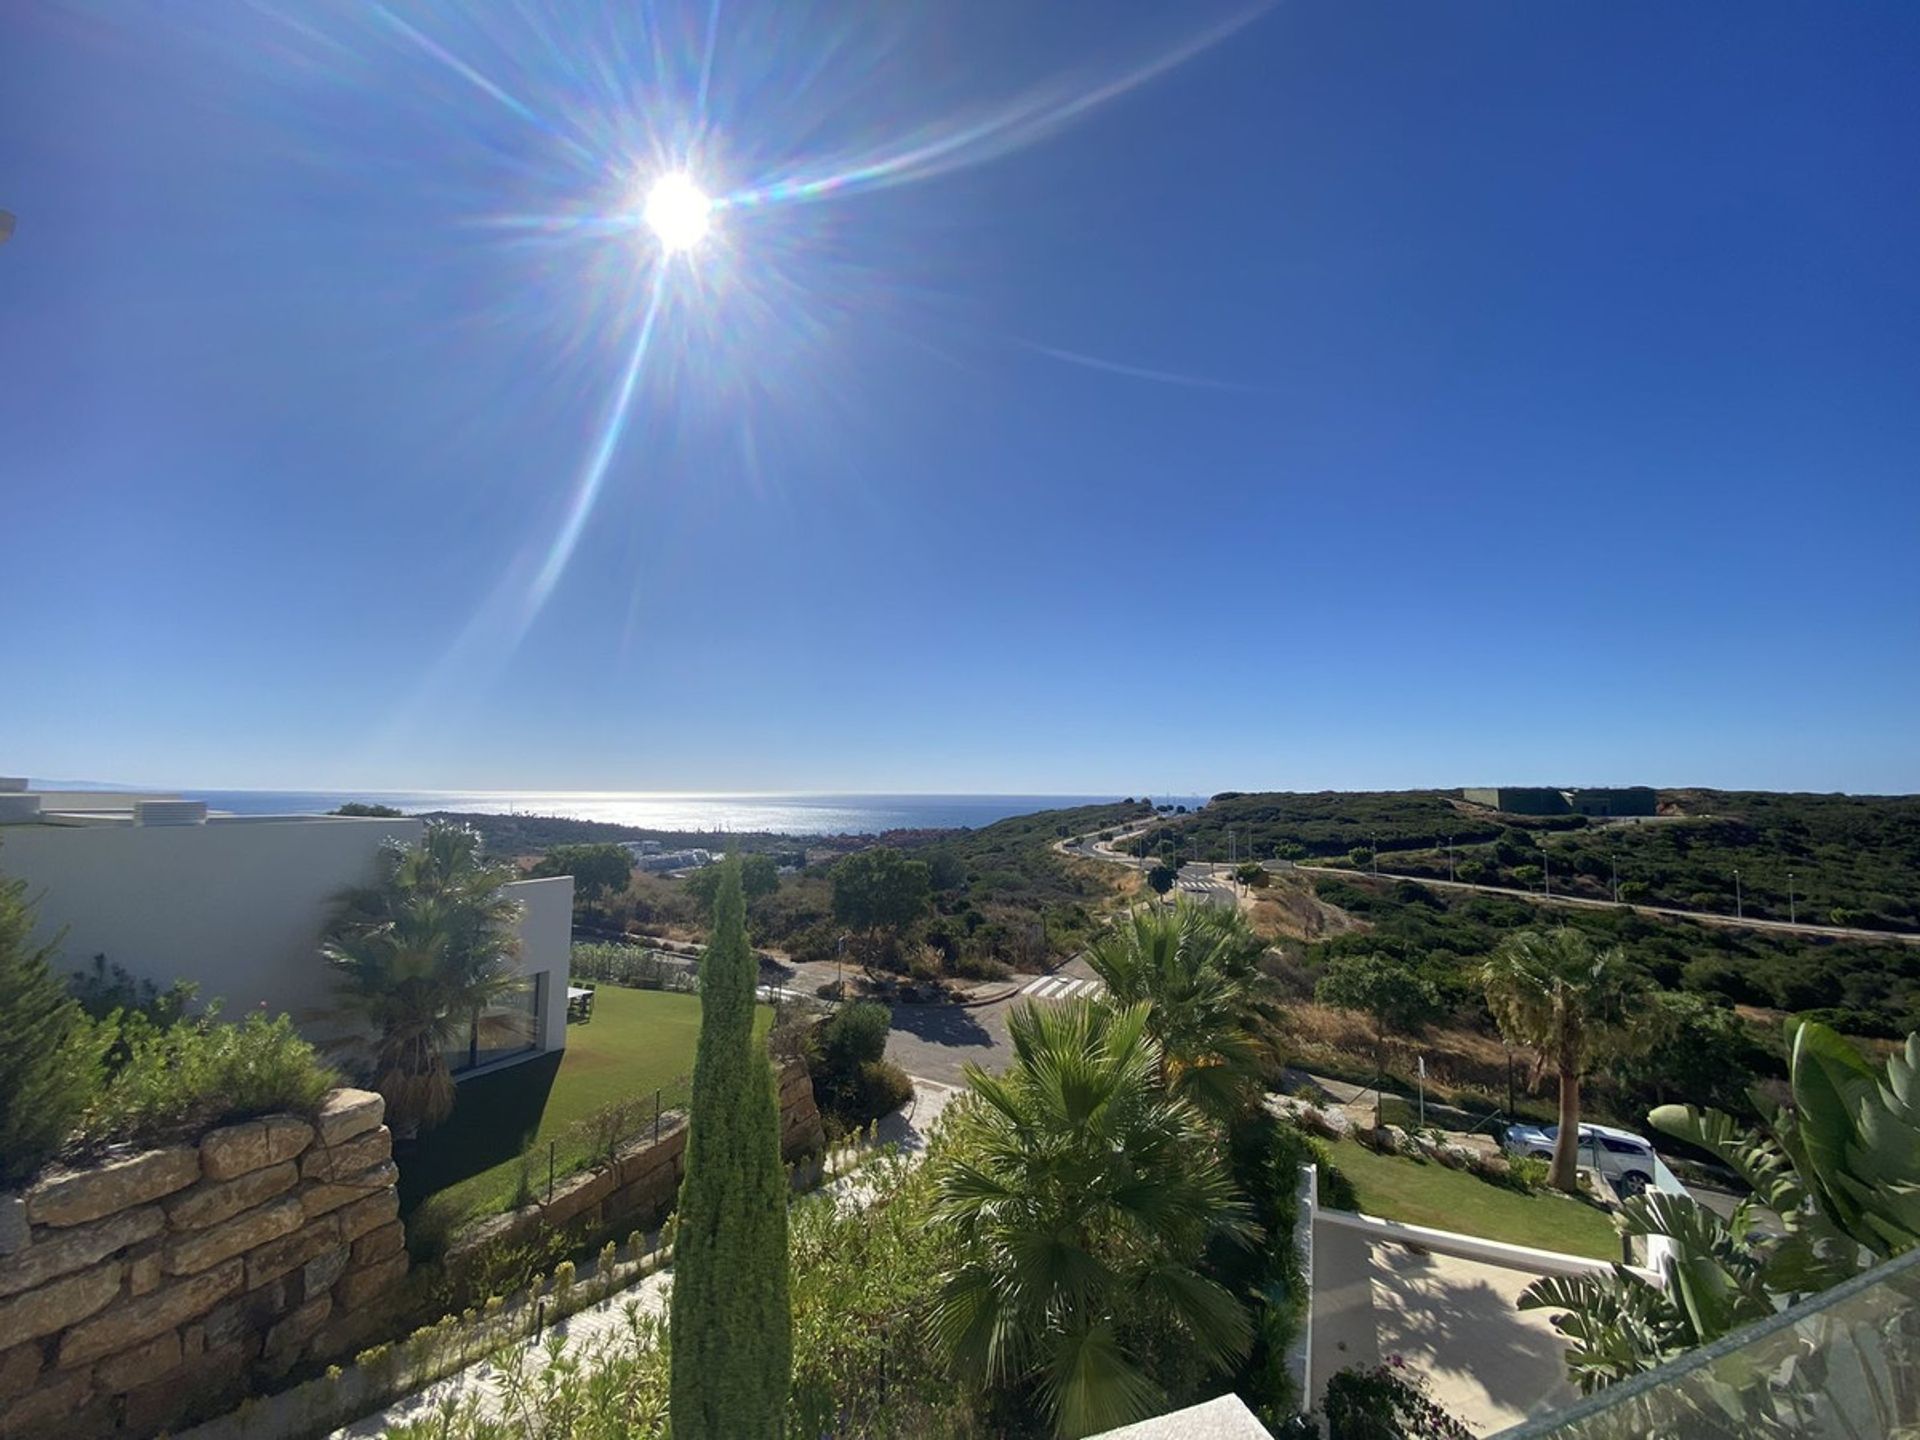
[
  {"left": 1326, "top": 1136, "right": 1619, "bottom": 1261},
  {"left": 400, "top": 986, "right": 771, "bottom": 1228}
]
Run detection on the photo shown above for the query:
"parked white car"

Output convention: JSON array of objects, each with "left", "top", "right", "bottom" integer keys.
[{"left": 1503, "top": 1121, "right": 1659, "bottom": 1196}]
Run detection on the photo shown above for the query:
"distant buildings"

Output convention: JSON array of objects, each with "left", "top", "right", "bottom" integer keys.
[
  {"left": 624, "top": 843, "right": 716, "bottom": 873},
  {"left": 1461, "top": 786, "right": 1657, "bottom": 818},
  {"left": 0, "top": 779, "right": 573, "bottom": 1075}
]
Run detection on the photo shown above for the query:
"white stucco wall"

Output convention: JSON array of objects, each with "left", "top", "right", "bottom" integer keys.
[
  {"left": 506, "top": 873, "right": 573, "bottom": 1055},
  {"left": 0, "top": 817, "right": 572, "bottom": 1061}
]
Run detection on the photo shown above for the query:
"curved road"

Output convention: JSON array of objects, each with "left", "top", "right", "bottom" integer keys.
[{"left": 1292, "top": 864, "right": 1920, "bottom": 945}]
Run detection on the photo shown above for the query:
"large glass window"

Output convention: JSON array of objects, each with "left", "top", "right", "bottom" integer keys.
[{"left": 446, "top": 974, "right": 542, "bottom": 1074}]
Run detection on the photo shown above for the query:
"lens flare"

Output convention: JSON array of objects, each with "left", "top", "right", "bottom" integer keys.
[{"left": 643, "top": 173, "right": 712, "bottom": 253}]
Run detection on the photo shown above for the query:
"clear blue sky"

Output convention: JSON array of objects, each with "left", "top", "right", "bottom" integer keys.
[{"left": 7, "top": 2, "right": 1918, "bottom": 796}]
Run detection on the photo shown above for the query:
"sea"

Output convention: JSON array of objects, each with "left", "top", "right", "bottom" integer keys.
[{"left": 54, "top": 788, "right": 1200, "bottom": 837}]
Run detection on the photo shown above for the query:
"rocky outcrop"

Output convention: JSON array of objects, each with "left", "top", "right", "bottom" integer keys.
[{"left": 0, "top": 1089, "right": 405, "bottom": 1440}]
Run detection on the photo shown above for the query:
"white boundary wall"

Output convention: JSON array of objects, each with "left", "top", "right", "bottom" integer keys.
[{"left": 1288, "top": 1163, "right": 1317, "bottom": 1408}]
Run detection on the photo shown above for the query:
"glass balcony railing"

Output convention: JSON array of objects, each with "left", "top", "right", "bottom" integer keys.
[{"left": 1492, "top": 1248, "right": 1920, "bottom": 1439}]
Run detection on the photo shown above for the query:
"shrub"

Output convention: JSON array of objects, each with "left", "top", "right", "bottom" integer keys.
[
  {"left": 569, "top": 1092, "right": 658, "bottom": 1167},
  {"left": 569, "top": 942, "right": 694, "bottom": 993},
  {"left": 809, "top": 1002, "right": 912, "bottom": 1134},
  {"left": 1505, "top": 1154, "right": 1550, "bottom": 1194},
  {"left": 1321, "top": 1359, "right": 1473, "bottom": 1439},
  {"left": 827, "top": 1061, "right": 914, "bottom": 1140},
  {"left": 83, "top": 1008, "right": 336, "bottom": 1147},
  {"left": 67, "top": 955, "right": 195, "bottom": 1027},
  {"left": 951, "top": 950, "right": 1012, "bottom": 981},
  {"left": 0, "top": 872, "right": 106, "bottom": 1185},
  {"left": 817, "top": 1001, "right": 890, "bottom": 1071}
]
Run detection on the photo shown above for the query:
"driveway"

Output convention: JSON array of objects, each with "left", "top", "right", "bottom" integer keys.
[{"left": 885, "top": 997, "right": 1013, "bottom": 1086}]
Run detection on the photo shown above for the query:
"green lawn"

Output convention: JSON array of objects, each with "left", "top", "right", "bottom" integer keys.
[
  {"left": 399, "top": 986, "right": 772, "bottom": 1232},
  {"left": 1326, "top": 1137, "right": 1620, "bottom": 1260}
]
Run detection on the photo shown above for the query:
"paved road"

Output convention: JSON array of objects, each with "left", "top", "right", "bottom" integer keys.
[
  {"left": 1293, "top": 864, "right": 1920, "bottom": 945},
  {"left": 885, "top": 961, "right": 1107, "bottom": 1086}
]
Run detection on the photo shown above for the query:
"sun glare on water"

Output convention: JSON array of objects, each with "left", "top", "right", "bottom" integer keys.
[{"left": 643, "top": 172, "right": 712, "bottom": 253}]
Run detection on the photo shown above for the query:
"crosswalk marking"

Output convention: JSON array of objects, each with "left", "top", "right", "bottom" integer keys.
[{"left": 1018, "top": 975, "right": 1104, "bottom": 1001}]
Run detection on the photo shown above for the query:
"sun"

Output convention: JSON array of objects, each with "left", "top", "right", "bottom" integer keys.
[{"left": 642, "top": 172, "right": 712, "bottom": 253}]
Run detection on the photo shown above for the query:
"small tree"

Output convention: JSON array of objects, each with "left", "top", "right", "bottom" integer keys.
[
  {"left": 832, "top": 847, "right": 931, "bottom": 972},
  {"left": 0, "top": 870, "right": 103, "bottom": 1185},
  {"left": 670, "top": 858, "right": 791, "bottom": 1438},
  {"left": 1147, "top": 863, "right": 1178, "bottom": 896},
  {"left": 808, "top": 1000, "right": 911, "bottom": 1131},
  {"left": 686, "top": 853, "right": 779, "bottom": 916},
  {"left": 1481, "top": 929, "right": 1641, "bottom": 1193},
  {"left": 1314, "top": 953, "right": 1441, "bottom": 1090},
  {"left": 530, "top": 843, "right": 633, "bottom": 907}
]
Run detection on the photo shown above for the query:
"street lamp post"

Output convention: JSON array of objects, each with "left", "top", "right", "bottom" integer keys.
[
  {"left": 1371, "top": 835, "right": 1379, "bottom": 876},
  {"left": 1446, "top": 835, "right": 1455, "bottom": 883},
  {"left": 1734, "top": 868, "right": 1743, "bottom": 921},
  {"left": 1788, "top": 872, "right": 1797, "bottom": 925}
]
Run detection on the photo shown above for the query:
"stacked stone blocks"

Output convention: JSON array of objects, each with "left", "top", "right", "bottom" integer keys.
[{"left": 0, "top": 1088, "right": 405, "bottom": 1439}]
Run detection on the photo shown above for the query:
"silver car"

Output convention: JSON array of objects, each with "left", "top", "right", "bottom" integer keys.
[{"left": 1503, "top": 1121, "right": 1658, "bottom": 1197}]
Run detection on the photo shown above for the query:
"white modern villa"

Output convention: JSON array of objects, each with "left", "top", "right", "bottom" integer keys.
[{"left": 0, "top": 779, "right": 572, "bottom": 1075}]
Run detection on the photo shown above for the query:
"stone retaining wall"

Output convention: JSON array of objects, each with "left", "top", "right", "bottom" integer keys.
[
  {"left": 450, "top": 1059, "right": 824, "bottom": 1260},
  {"left": 0, "top": 1089, "right": 405, "bottom": 1440}
]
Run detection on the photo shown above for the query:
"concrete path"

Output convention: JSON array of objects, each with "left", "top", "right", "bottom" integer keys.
[{"left": 1310, "top": 1226, "right": 1575, "bottom": 1435}]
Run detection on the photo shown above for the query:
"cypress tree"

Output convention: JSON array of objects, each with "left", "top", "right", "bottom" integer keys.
[
  {"left": 670, "top": 856, "right": 792, "bottom": 1438},
  {"left": 0, "top": 869, "right": 100, "bottom": 1186}
]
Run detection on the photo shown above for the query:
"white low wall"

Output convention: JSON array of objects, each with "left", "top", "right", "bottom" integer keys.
[
  {"left": 508, "top": 874, "right": 573, "bottom": 1055},
  {"left": 1288, "top": 1163, "right": 1317, "bottom": 1408},
  {"left": 1314, "top": 1204, "right": 1660, "bottom": 1286}
]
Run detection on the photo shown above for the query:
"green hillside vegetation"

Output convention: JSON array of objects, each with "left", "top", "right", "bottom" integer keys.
[
  {"left": 429, "top": 810, "right": 800, "bottom": 856},
  {"left": 1302, "top": 870, "right": 1914, "bottom": 1072},
  {"left": 573, "top": 801, "right": 1152, "bottom": 980},
  {"left": 1133, "top": 789, "right": 1587, "bottom": 862},
  {"left": 1365, "top": 791, "right": 1920, "bottom": 933},
  {"left": 1153, "top": 789, "right": 1919, "bottom": 932}
]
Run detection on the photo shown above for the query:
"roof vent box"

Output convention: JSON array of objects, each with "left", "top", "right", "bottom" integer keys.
[
  {"left": 133, "top": 800, "right": 209, "bottom": 827},
  {"left": 0, "top": 794, "right": 42, "bottom": 824}
]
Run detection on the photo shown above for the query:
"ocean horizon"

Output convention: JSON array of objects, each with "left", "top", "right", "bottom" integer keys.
[{"left": 39, "top": 784, "right": 1203, "bottom": 837}]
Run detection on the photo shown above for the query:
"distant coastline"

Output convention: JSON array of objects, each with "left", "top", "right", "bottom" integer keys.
[{"left": 38, "top": 784, "right": 1203, "bottom": 837}]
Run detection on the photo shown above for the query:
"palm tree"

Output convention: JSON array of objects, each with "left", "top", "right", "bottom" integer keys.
[
  {"left": 1520, "top": 1021, "right": 1920, "bottom": 1424},
  {"left": 1084, "top": 900, "right": 1279, "bottom": 1122},
  {"left": 1480, "top": 928, "right": 1640, "bottom": 1193},
  {"left": 929, "top": 998, "right": 1253, "bottom": 1439},
  {"left": 323, "top": 823, "right": 524, "bottom": 1135}
]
